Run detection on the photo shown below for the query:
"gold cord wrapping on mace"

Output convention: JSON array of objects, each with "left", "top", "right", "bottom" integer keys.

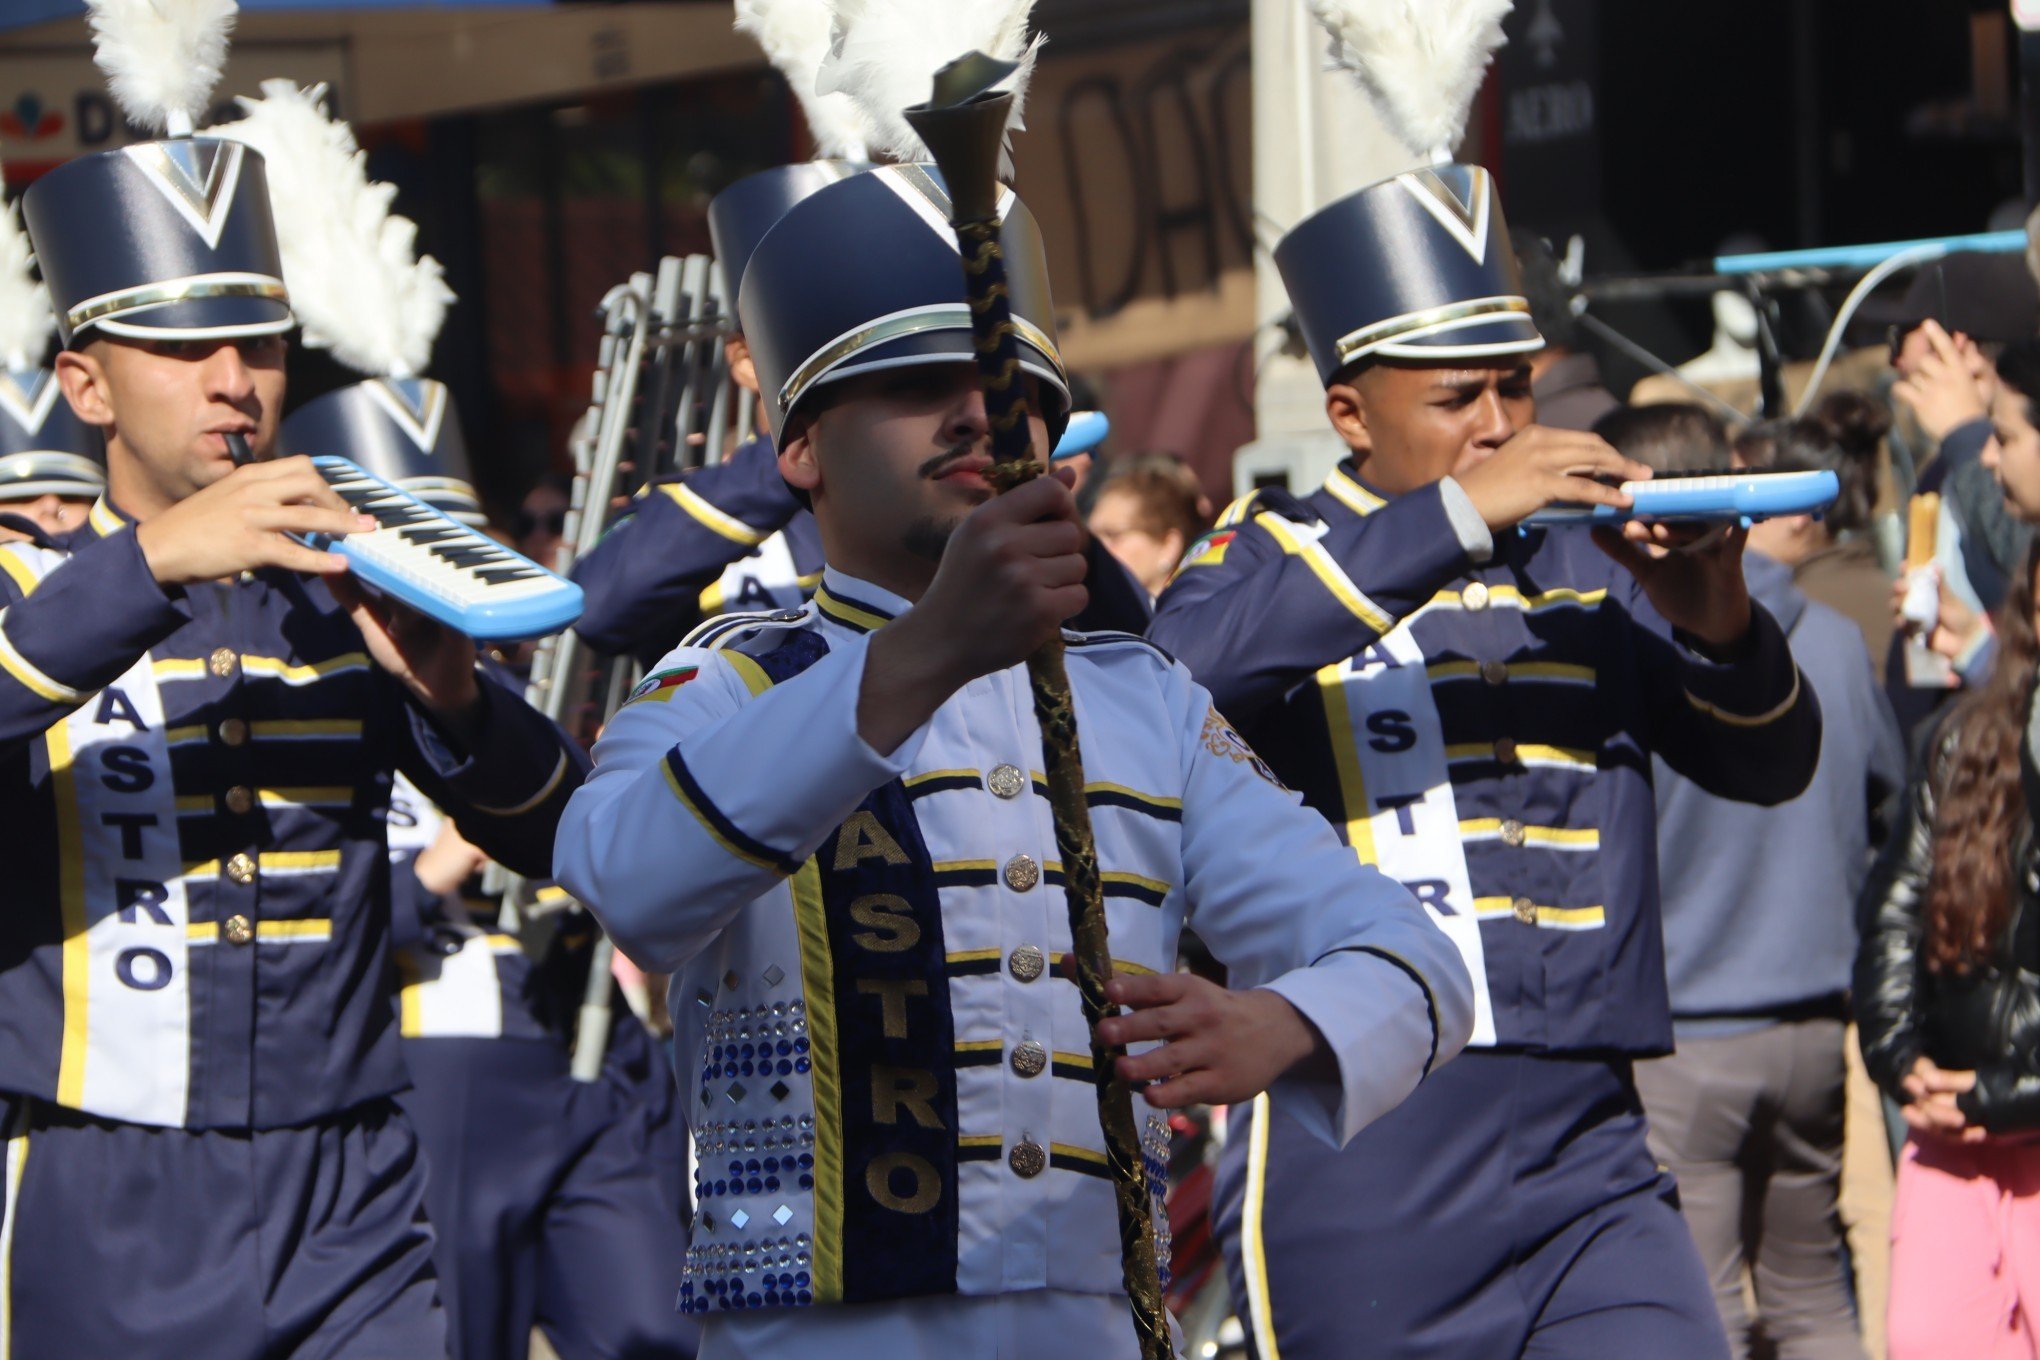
[{"left": 904, "top": 53, "right": 1174, "bottom": 1360}]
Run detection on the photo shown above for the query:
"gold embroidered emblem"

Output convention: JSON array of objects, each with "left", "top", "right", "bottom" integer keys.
[{"left": 1199, "top": 707, "right": 1288, "bottom": 789}]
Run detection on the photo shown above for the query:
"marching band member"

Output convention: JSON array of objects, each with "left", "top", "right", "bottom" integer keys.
[
  {"left": 385, "top": 780, "right": 697, "bottom": 1360},
  {"left": 567, "top": 161, "right": 844, "bottom": 665},
  {"left": 569, "top": 171, "right": 1151, "bottom": 667},
  {"left": 555, "top": 157, "right": 1472, "bottom": 1359},
  {"left": 568, "top": 0, "right": 860, "bottom": 664},
  {"left": 1149, "top": 3, "right": 1820, "bottom": 1355},
  {"left": 0, "top": 376, "right": 105, "bottom": 542},
  {"left": 571, "top": 1, "right": 1148, "bottom": 666},
  {"left": 217, "top": 79, "right": 699, "bottom": 1358},
  {"left": 0, "top": 8, "right": 585, "bottom": 1354},
  {"left": 0, "top": 170, "right": 104, "bottom": 542}
]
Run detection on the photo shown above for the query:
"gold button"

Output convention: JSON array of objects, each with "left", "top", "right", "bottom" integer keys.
[
  {"left": 1500, "top": 818, "right": 1526, "bottom": 847},
  {"left": 208, "top": 647, "right": 238, "bottom": 679},
  {"left": 988, "top": 764, "right": 1026, "bottom": 800},
  {"left": 1008, "top": 1140, "right": 1046, "bottom": 1178},
  {"left": 218, "top": 718, "right": 248, "bottom": 747},
  {"left": 1481, "top": 660, "right": 1508, "bottom": 686},
  {"left": 1511, "top": 896, "right": 1537, "bottom": 925},
  {"left": 1007, "top": 945, "right": 1046, "bottom": 982},
  {"left": 224, "top": 785, "right": 254, "bottom": 814},
  {"left": 226, "top": 852, "right": 256, "bottom": 886},
  {"left": 1010, "top": 1040, "right": 1048, "bottom": 1078},
  {"left": 223, "top": 914, "right": 254, "bottom": 946},
  {"left": 1003, "top": 854, "right": 1040, "bottom": 892},
  {"left": 1493, "top": 738, "right": 1519, "bottom": 765},
  {"left": 1463, "top": 581, "right": 1491, "bottom": 611}
]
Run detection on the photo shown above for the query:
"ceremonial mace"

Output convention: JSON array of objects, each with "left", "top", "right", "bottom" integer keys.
[{"left": 904, "top": 54, "right": 1174, "bottom": 1360}]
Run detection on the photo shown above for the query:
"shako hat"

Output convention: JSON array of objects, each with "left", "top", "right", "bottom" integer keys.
[
  {"left": 736, "top": 164, "right": 1068, "bottom": 443},
  {"left": 1277, "top": 0, "right": 1538, "bottom": 384},
  {"left": 741, "top": 0, "right": 1063, "bottom": 442},
  {"left": 1277, "top": 164, "right": 1539, "bottom": 382},
  {"left": 0, "top": 143, "right": 105, "bottom": 498},
  {"left": 279, "top": 379, "right": 479, "bottom": 525},
  {"left": 708, "top": 161, "right": 873, "bottom": 316},
  {"left": 0, "top": 370, "right": 106, "bottom": 501},
  {"left": 213, "top": 81, "right": 468, "bottom": 514},
  {"left": 23, "top": 1, "right": 290, "bottom": 346}
]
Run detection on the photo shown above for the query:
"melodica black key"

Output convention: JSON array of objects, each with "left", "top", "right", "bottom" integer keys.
[{"left": 294, "top": 456, "right": 583, "bottom": 641}]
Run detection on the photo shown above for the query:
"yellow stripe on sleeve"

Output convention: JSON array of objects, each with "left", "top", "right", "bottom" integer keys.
[
  {"left": 661, "top": 482, "right": 769, "bottom": 546},
  {"left": 1253, "top": 513, "right": 1393, "bottom": 633},
  {"left": 1684, "top": 666, "right": 1802, "bottom": 729},
  {"left": 0, "top": 548, "right": 39, "bottom": 598},
  {"left": 0, "top": 612, "right": 84, "bottom": 704},
  {"left": 470, "top": 750, "right": 570, "bottom": 817}
]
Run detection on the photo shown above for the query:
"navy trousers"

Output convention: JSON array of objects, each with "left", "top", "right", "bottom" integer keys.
[
  {"left": 0, "top": 1095, "right": 445, "bottom": 1359},
  {"left": 398, "top": 1024, "right": 697, "bottom": 1360},
  {"left": 1215, "top": 1050, "right": 1728, "bottom": 1360}
]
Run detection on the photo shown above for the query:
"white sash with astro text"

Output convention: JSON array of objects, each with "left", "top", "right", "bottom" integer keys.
[
  {"left": 386, "top": 774, "right": 508, "bottom": 1039},
  {"left": 21, "top": 541, "right": 196, "bottom": 1124},
  {"left": 1324, "top": 623, "right": 1498, "bottom": 1047}
]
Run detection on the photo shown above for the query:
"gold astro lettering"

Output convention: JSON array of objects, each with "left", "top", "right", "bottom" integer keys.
[
  {"left": 870, "top": 1064, "right": 944, "bottom": 1128},
  {"left": 849, "top": 894, "right": 921, "bottom": 953},
  {"left": 855, "top": 978, "right": 928, "bottom": 1038},
  {"left": 834, "top": 812, "right": 909, "bottom": 870},
  {"left": 864, "top": 1151, "right": 942, "bottom": 1214}
]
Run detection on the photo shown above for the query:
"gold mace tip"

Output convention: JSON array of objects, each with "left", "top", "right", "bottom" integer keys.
[{"left": 903, "top": 50, "right": 1019, "bottom": 224}]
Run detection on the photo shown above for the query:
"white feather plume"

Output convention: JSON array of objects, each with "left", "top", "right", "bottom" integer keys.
[
  {"left": 87, "top": 0, "right": 238, "bottom": 136},
  {"left": 1308, "top": 0, "right": 1513, "bottom": 162},
  {"left": 0, "top": 173, "right": 54, "bottom": 373},
  {"left": 735, "top": 0, "right": 872, "bottom": 161},
  {"left": 818, "top": 0, "right": 1042, "bottom": 176},
  {"left": 212, "top": 81, "right": 452, "bottom": 380}
]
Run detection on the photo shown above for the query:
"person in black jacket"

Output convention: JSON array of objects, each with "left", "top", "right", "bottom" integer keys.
[{"left": 1857, "top": 339, "right": 2040, "bottom": 1360}]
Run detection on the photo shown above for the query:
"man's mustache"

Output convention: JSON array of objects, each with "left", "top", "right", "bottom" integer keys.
[{"left": 918, "top": 440, "right": 987, "bottom": 479}]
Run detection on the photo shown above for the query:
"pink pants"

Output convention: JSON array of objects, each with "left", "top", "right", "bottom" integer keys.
[{"left": 1889, "top": 1131, "right": 2040, "bottom": 1360}]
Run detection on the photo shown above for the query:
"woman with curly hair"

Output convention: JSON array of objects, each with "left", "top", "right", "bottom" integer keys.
[{"left": 1859, "top": 338, "right": 2040, "bottom": 1359}]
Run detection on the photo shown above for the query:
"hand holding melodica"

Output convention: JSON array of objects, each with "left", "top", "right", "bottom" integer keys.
[
  {"left": 1453, "top": 425, "right": 1652, "bottom": 531},
  {"left": 859, "top": 467, "right": 1089, "bottom": 754},
  {"left": 1593, "top": 519, "right": 1756, "bottom": 653},
  {"left": 1098, "top": 972, "right": 1325, "bottom": 1109},
  {"left": 135, "top": 456, "right": 370, "bottom": 585},
  {"left": 329, "top": 572, "right": 482, "bottom": 735}
]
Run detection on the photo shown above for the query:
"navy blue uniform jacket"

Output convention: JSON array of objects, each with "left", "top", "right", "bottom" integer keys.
[{"left": 1150, "top": 464, "right": 1820, "bottom": 1055}]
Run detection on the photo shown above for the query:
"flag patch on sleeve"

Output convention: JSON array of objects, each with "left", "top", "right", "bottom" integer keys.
[{"left": 625, "top": 665, "right": 700, "bottom": 705}]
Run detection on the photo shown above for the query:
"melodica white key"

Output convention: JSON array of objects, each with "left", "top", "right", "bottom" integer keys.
[{"left": 295, "top": 455, "right": 583, "bottom": 641}]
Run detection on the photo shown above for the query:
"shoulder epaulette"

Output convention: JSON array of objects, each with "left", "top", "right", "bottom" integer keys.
[
  {"left": 683, "top": 605, "right": 812, "bottom": 654},
  {"left": 1214, "top": 483, "right": 1322, "bottom": 530},
  {"left": 1244, "top": 483, "right": 1323, "bottom": 528}
]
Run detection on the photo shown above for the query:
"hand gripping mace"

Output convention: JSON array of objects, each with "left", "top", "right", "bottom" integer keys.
[{"left": 905, "top": 54, "right": 1174, "bottom": 1360}]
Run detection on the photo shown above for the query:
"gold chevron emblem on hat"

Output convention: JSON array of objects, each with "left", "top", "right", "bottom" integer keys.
[
  {"left": 0, "top": 370, "right": 62, "bottom": 436},
  {"left": 1398, "top": 167, "right": 1493, "bottom": 265},
  {"left": 363, "top": 379, "right": 447, "bottom": 452},
  {"left": 124, "top": 141, "right": 245, "bottom": 252}
]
